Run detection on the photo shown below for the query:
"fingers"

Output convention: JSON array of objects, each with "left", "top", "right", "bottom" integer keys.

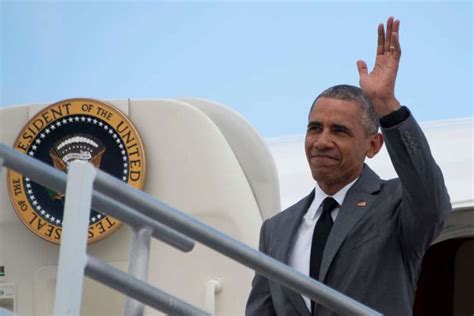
[
  {"left": 392, "top": 18, "right": 400, "bottom": 36},
  {"left": 377, "top": 23, "right": 384, "bottom": 55},
  {"left": 384, "top": 17, "right": 394, "bottom": 52},
  {"left": 391, "top": 32, "right": 402, "bottom": 57},
  {"left": 379, "top": 17, "right": 401, "bottom": 54},
  {"left": 390, "top": 19, "right": 400, "bottom": 53},
  {"left": 356, "top": 60, "right": 368, "bottom": 77}
]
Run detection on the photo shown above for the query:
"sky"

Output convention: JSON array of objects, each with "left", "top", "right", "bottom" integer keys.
[{"left": 1, "top": 1, "right": 473, "bottom": 137}]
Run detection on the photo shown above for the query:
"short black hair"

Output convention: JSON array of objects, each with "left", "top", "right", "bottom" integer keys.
[{"left": 310, "top": 84, "right": 379, "bottom": 134}]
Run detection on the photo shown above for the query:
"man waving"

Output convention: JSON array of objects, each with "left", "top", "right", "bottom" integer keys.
[{"left": 246, "top": 17, "right": 451, "bottom": 316}]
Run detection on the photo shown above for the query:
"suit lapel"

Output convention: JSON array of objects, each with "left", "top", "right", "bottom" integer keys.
[
  {"left": 319, "top": 165, "right": 382, "bottom": 283},
  {"left": 277, "top": 190, "right": 314, "bottom": 316}
]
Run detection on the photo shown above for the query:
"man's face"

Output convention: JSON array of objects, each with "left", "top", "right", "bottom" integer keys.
[{"left": 305, "top": 97, "right": 381, "bottom": 194}]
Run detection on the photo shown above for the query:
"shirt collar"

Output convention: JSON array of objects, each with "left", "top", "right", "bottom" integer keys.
[{"left": 305, "top": 177, "right": 359, "bottom": 221}]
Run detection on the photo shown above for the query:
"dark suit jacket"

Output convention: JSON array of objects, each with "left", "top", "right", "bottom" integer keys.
[{"left": 246, "top": 114, "right": 451, "bottom": 316}]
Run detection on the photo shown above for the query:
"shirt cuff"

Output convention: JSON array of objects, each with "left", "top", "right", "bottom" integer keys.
[{"left": 379, "top": 106, "right": 410, "bottom": 128}]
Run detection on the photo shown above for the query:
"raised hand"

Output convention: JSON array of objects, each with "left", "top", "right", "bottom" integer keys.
[{"left": 357, "top": 17, "right": 402, "bottom": 117}]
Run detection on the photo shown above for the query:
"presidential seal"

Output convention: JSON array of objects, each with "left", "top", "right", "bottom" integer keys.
[{"left": 7, "top": 98, "right": 146, "bottom": 244}]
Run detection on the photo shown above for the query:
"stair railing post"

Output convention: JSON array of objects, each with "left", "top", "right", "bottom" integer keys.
[{"left": 53, "top": 161, "right": 96, "bottom": 316}]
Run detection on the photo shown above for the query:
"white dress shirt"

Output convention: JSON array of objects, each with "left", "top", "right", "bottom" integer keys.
[{"left": 288, "top": 178, "right": 358, "bottom": 312}]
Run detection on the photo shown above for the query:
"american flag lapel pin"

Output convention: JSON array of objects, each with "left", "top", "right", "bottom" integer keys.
[{"left": 357, "top": 200, "right": 367, "bottom": 207}]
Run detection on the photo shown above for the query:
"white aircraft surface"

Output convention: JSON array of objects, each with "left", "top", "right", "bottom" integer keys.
[{"left": 0, "top": 99, "right": 472, "bottom": 315}]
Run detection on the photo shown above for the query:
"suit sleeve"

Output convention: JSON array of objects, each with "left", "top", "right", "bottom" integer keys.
[
  {"left": 382, "top": 109, "right": 451, "bottom": 259},
  {"left": 246, "top": 220, "right": 277, "bottom": 316}
]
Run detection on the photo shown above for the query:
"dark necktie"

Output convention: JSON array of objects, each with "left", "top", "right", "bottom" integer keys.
[{"left": 309, "top": 197, "right": 339, "bottom": 313}]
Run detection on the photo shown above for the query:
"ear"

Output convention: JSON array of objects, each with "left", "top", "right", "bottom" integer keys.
[{"left": 366, "top": 133, "right": 384, "bottom": 158}]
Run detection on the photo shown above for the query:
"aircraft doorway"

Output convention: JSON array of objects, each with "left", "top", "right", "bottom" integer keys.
[{"left": 414, "top": 237, "right": 474, "bottom": 316}]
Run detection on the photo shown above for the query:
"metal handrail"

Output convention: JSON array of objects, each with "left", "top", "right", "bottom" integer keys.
[
  {"left": 93, "top": 167, "right": 382, "bottom": 315},
  {"left": 0, "top": 145, "right": 208, "bottom": 316},
  {"left": 92, "top": 190, "right": 194, "bottom": 252},
  {"left": 0, "top": 143, "right": 382, "bottom": 315},
  {"left": 85, "top": 256, "right": 208, "bottom": 315},
  {"left": 0, "top": 144, "right": 194, "bottom": 252}
]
